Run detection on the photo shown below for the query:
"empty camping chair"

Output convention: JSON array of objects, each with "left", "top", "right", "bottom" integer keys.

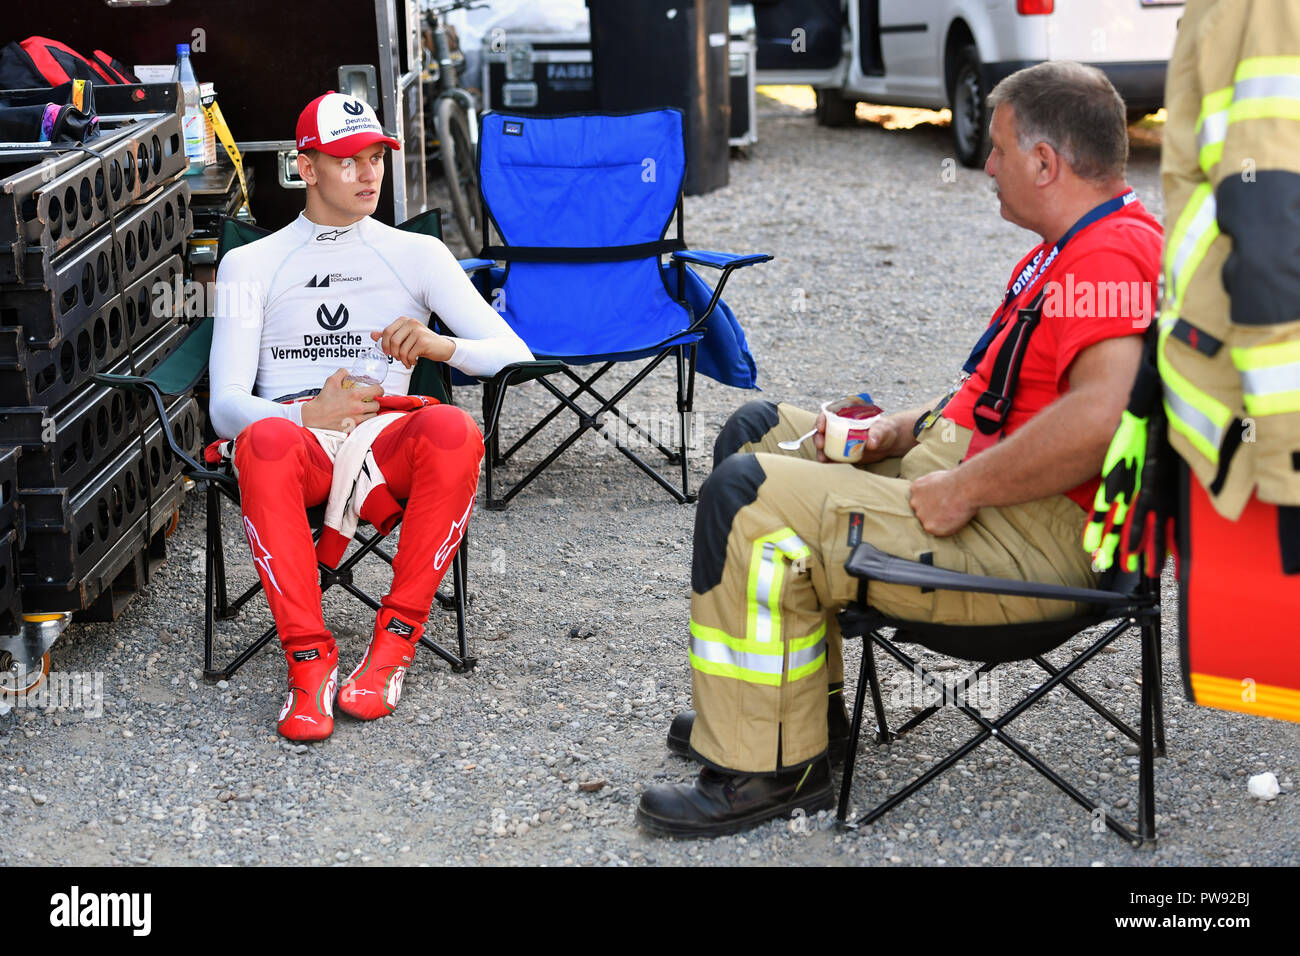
[{"left": 472, "top": 108, "right": 771, "bottom": 509}]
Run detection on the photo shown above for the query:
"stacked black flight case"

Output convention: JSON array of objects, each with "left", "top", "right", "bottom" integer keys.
[{"left": 0, "top": 83, "right": 202, "bottom": 626}]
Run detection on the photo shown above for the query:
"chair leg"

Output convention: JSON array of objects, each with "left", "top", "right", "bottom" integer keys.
[
  {"left": 1141, "top": 576, "right": 1167, "bottom": 757},
  {"left": 838, "top": 628, "right": 897, "bottom": 825},
  {"left": 1033, "top": 632, "right": 1142, "bottom": 745},
  {"left": 1138, "top": 614, "right": 1160, "bottom": 842},
  {"left": 412, "top": 526, "right": 476, "bottom": 673},
  {"left": 864, "top": 634, "right": 893, "bottom": 745},
  {"left": 212, "top": 488, "right": 239, "bottom": 621},
  {"left": 482, "top": 381, "right": 499, "bottom": 465},
  {"left": 204, "top": 484, "right": 218, "bottom": 678},
  {"left": 838, "top": 628, "right": 873, "bottom": 824},
  {"left": 484, "top": 406, "right": 497, "bottom": 509},
  {"left": 486, "top": 353, "right": 696, "bottom": 508},
  {"left": 207, "top": 622, "right": 279, "bottom": 683},
  {"left": 211, "top": 492, "right": 227, "bottom": 617},
  {"left": 483, "top": 378, "right": 510, "bottom": 510},
  {"left": 200, "top": 480, "right": 279, "bottom": 681},
  {"left": 675, "top": 345, "right": 696, "bottom": 503},
  {"left": 453, "top": 540, "right": 469, "bottom": 663}
]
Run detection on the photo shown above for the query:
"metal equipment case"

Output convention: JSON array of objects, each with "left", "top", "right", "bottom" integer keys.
[
  {"left": 481, "top": 32, "right": 596, "bottom": 114},
  {"left": 729, "top": 4, "right": 758, "bottom": 149},
  {"left": 0, "top": 85, "right": 200, "bottom": 694},
  {"left": 3, "top": 0, "right": 430, "bottom": 230}
]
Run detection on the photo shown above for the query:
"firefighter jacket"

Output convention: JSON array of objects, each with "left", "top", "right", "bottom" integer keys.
[{"left": 1159, "top": 0, "right": 1300, "bottom": 520}]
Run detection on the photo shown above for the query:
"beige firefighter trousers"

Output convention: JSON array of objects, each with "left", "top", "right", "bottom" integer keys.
[{"left": 689, "top": 401, "right": 1099, "bottom": 773}]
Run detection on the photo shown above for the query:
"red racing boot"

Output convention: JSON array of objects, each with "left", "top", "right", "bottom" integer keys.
[
  {"left": 277, "top": 640, "right": 339, "bottom": 742},
  {"left": 337, "top": 608, "right": 423, "bottom": 720}
]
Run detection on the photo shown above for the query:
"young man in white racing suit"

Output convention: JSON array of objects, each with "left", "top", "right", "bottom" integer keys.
[{"left": 210, "top": 93, "right": 531, "bottom": 740}]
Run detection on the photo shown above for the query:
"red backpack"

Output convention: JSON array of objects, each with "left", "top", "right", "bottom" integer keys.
[{"left": 0, "top": 36, "right": 138, "bottom": 88}]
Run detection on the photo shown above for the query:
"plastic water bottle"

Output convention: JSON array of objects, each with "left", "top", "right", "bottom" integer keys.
[
  {"left": 173, "top": 44, "right": 208, "bottom": 176},
  {"left": 343, "top": 347, "right": 390, "bottom": 389}
]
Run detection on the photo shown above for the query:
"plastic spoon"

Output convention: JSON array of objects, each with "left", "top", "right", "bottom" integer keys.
[{"left": 777, "top": 428, "right": 818, "bottom": 451}]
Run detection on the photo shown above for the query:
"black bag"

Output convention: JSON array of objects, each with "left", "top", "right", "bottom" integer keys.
[{"left": 0, "top": 79, "right": 98, "bottom": 145}]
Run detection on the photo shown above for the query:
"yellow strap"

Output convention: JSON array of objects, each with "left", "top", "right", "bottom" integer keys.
[{"left": 202, "top": 98, "right": 252, "bottom": 217}]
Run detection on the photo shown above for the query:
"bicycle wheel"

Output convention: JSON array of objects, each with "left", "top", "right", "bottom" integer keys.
[{"left": 437, "top": 97, "right": 482, "bottom": 247}]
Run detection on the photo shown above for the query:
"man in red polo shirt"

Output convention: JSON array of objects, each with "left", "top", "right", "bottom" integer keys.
[{"left": 637, "top": 61, "right": 1163, "bottom": 837}]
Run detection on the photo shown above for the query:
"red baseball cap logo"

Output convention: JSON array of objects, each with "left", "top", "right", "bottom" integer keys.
[{"left": 295, "top": 92, "right": 401, "bottom": 157}]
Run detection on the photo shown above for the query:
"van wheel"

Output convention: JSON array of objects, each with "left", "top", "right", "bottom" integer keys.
[
  {"left": 815, "top": 88, "right": 856, "bottom": 127},
  {"left": 951, "top": 45, "right": 991, "bottom": 168}
]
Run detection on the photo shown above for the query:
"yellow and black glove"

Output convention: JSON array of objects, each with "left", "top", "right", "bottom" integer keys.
[
  {"left": 1086, "top": 409, "right": 1148, "bottom": 571},
  {"left": 1085, "top": 326, "right": 1172, "bottom": 575}
]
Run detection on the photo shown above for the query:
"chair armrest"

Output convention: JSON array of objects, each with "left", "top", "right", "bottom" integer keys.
[
  {"left": 459, "top": 257, "right": 495, "bottom": 274},
  {"left": 478, "top": 360, "right": 567, "bottom": 443},
  {"left": 670, "top": 252, "right": 774, "bottom": 335},
  {"left": 844, "top": 542, "right": 1138, "bottom": 607},
  {"left": 671, "top": 250, "right": 773, "bottom": 270},
  {"left": 92, "top": 371, "right": 233, "bottom": 487},
  {"left": 93, "top": 370, "right": 162, "bottom": 390},
  {"left": 479, "top": 359, "right": 567, "bottom": 388}
]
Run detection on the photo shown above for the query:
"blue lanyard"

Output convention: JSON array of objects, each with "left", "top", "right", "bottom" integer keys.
[{"left": 961, "top": 189, "right": 1137, "bottom": 375}]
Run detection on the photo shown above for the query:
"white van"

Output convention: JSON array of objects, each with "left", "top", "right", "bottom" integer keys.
[{"left": 749, "top": 0, "right": 1185, "bottom": 166}]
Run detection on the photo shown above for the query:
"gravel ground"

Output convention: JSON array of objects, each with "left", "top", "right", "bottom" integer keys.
[{"left": 2, "top": 91, "right": 1296, "bottom": 867}]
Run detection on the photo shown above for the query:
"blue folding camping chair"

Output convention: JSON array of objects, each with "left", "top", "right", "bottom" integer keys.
[{"left": 471, "top": 108, "right": 772, "bottom": 509}]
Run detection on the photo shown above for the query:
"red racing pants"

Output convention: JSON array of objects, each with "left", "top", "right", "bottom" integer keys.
[{"left": 233, "top": 404, "right": 482, "bottom": 649}]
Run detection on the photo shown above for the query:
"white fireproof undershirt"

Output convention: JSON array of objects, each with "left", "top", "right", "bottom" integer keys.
[{"left": 208, "top": 212, "right": 531, "bottom": 438}]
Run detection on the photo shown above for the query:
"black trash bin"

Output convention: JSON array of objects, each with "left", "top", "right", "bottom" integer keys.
[{"left": 586, "top": 0, "right": 729, "bottom": 196}]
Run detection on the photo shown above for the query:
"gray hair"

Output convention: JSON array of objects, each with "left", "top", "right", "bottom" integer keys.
[{"left": 987, "top": 61, "right": 1128, "bottom": 183}]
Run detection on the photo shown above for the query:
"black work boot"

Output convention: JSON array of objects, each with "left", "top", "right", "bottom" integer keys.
[
  {"left": 636, "top": 757, "right": 834, "bottom": 838},
  {"left": 667, "top": 695, "right": 852, "bottom": 762}
]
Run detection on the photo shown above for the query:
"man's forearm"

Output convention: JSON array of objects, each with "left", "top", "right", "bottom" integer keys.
[
  {"left": 954, "top": 386, "right": 1117, "bottom": 508},
  {"left": 877, "top": 398, "right": 948, "bottom": 459}
]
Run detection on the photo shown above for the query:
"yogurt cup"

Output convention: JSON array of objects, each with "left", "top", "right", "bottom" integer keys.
[{"left": 821, "top": 398, "right": 882, "bottom": 463}]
